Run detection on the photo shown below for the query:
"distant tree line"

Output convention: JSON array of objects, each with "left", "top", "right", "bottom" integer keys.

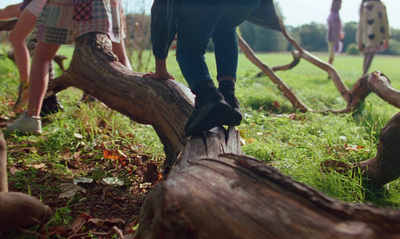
[
  {"left": 239, "top": 18, "right": 400, "bottom": 56},
  {"left": 1, "top": 7, "right": 400, "bottom": 58}
]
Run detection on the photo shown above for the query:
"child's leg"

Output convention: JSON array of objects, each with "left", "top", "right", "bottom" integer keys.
[
  {"left": 0, "top": 3, "right": 22, "bottom": 20},
  {"left": 27, "top": 41, "right": 60, "bottom": 117},
  {"left": 363, "top": 52, "right": 375, "bottom": 75},
  {"left": 112, "top": 40, "right": 132, "bottom": 70},
  {"left": 9, "top": 9, "right": 37, "bottom": 83}
]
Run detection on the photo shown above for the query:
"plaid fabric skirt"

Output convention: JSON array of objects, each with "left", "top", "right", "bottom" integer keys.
[{"left": 37, "top": 0, "right": 126, "bottom": 44}]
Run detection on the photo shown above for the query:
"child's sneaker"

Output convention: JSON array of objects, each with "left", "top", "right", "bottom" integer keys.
[
  {"left": 7, "top": 112, "right": 42, "bottom": 135},
  {"left": 14, "top": 82, "right": 29, "bottom": 109}
]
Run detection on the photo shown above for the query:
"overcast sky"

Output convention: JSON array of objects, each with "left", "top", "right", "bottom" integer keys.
[{"left": 1, "top": 0, "right": 399, "bottom": 29}]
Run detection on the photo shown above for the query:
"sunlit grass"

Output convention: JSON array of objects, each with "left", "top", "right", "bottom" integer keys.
[{"left": 1, "top": 46, "right": 400, "bottom": 208}]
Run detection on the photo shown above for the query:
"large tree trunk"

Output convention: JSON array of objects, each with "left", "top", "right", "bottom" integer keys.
[{"left": 135, "top": 125, "right": 400, "bottom": 239}]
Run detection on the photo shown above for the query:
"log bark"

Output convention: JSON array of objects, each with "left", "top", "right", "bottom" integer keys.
[
  {"left": 48, "top": 32, "right": 192, "bottom": 172},
  {"left": 136, "top": 126, "right": 400, "bottom": 239},
  {"left": 332, "top": 72, "right": 400, "bottom": 114}
]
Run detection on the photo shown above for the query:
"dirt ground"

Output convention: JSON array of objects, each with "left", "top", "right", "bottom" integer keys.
[{"left": 5, "top": 158, "right": 162, "bottom": 238}]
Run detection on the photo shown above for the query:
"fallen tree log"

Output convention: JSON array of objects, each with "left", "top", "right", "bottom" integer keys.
[
  {"left": 331, "top": 71, "right": 400, "bottom": 114},
  {"left": 47, "top": 32, "right": 192, "bottom": 172},
  {"left": 135, "top": 125, "right": 400, "bottom": 239},
  {"left": 1, "top": 31, "right": 399, "bottom": 238},
  {"left": 37, "top": 32, "right": 400, "bottom": 238}
]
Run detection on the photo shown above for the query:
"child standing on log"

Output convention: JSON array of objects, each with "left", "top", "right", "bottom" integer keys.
[
  {"left": 7, "top": 0, "right": 132, "bottom": 135},
  {"left": 148, "top": 0, "right": 262, "bottom": 136}
]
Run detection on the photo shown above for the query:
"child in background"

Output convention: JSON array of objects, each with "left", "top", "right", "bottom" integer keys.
[
  {"left": 7, "top": 0, "right": 132, "bottom": 135},
  {"left": 357, "top": 0, "right": 390, "bottom": 75},
  {"left": 326, "top": 0, "right": 344, "bottom": 65}
]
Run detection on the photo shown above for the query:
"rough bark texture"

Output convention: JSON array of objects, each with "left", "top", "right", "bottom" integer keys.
[
  {"left": 48, "top": 32, "right": 192, "bottom": 172},
  {"left": 136, "top": 127, "right": 400, "bottom": 239}
]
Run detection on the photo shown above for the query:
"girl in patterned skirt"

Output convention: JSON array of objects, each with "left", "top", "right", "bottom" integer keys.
[
  {"left": 357, "top": 0, "right": 390, "bottom": 75},
  {"left": 7, "top": 0, "right": 132, "bottom": 135}
]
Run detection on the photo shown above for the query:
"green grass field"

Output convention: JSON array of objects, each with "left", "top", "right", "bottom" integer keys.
[{"left": 1, "top": 45, "right": 400, "bottom": 232}]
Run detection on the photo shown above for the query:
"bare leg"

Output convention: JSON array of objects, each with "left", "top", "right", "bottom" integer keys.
[
  {"left": 9, "top": 9, "right": 37, "bottom": 83},
  {"left": 363, "top": 52, "right": 375, "bottom": 75},
  {"left": 112, "top": 40, "right": 132, "bottom": 70},
  {"left": 27, "top": 41, "right": 60, "bottom": 117}
]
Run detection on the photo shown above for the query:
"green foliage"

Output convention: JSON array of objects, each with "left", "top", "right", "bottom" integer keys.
[
  {"left": 240, "top": 22, "right": 288, "bottom": 52},
  {"left": 383, "top": 39, "right": 400, "bottom": 55},
  {"left": 290, "top": 22, "right": 328, "bottom": 52},
  {"left": 346, "top": 43, "right": 360, "bottom": 55},
  {"left": 342, "top": 21, "right": 358, "bottom": 52}
]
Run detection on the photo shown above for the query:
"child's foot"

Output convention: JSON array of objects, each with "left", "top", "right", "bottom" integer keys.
[
  {"left": 184, "top": 99, "right": 232, "bottom": 136},
  {"left": 14, "top": 82, "right": 29, "bottom": 109},
  {"left": 220, "top": 91, "right": 242, "bottom": 126},
  {"left": 218, "top": 80, "right": 242, "bottom": 126},
  {"left": 6, "top": 112, "right": 42, "bottom": 135}
]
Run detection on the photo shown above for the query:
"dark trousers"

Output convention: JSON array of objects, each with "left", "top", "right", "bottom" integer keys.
[{"left": 176, "top": 1, "right": 261, "bottom": 90}]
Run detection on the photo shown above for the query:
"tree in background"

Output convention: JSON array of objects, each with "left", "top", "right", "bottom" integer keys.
[
  {"left": 123, "top": 0, "right": 152, "bottom": 71},
  {"left": 124, "top": 13, "right": 151, "bottom": 71}
]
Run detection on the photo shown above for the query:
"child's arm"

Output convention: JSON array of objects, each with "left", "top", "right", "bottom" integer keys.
[{"left": 0, "top": 3, "right": 22, "bottom": 21}]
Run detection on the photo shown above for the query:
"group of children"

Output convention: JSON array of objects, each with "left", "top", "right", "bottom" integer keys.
[
  {"left": 327, "top": 0, "right": 390, "bottom": 75},
  {"left": 5, "top": 0, "right": 265, "bottom": 136}
]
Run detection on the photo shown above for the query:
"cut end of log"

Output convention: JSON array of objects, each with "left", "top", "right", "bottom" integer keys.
[{"left": 0, "top": 192, "right": 52, "bottom": 234}]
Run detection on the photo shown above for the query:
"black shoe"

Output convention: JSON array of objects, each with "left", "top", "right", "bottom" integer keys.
[
  {"left": 40, "top": 94, "right": 64, "bottom": 117},
  {"left": 185, "top": 99, "right": 232, "bottom": 136},
  {"left": 221, "top": 92, "right": 242, "bottom": 126}
]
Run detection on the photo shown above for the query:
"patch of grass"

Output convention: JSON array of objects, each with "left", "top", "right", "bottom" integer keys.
[{"left": 2, "top": 46, "right": 400, "bottom": 235}]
